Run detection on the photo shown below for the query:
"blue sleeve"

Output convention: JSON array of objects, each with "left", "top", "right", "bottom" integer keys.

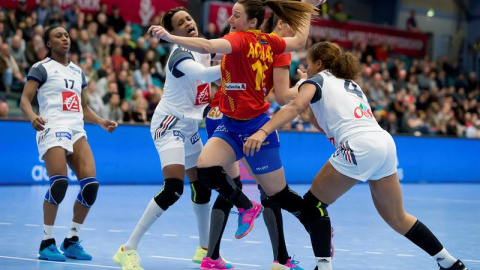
[
  {"left": 167, "top": 47, "right": 194, "bottom": 78},
  {"left": 81, "top": 71, "right": 87, "bottom": 89},
  {"left": 27, "top": 63, "right": 48, "bottom": 88},
  {"left": 300, "top": 73, "right": 324, "bottom": 103}
]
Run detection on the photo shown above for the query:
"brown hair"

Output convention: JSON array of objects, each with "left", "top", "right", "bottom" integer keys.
[
  {"left": 161, "top": 7, "right": 189, "bottom": 32},
  {"left": 308, "top": 41, "right": 359, "bottom": 80},
  {"left": 237, "top": 0, "right": 318, "bottom": 32}
]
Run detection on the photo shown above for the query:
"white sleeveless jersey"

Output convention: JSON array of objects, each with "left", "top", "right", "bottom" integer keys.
[
  {"left": 302, "top": 70, "right": 383, "bottom": 148},
  {"left": 154, "top": 44, "right": 211, "bottom": 121},
  {"left": 27, "top": 58, "right": 87, "bottom": 131}
]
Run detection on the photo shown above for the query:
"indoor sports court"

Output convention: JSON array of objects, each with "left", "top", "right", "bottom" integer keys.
[{"left": 1, "top": 0, "right": 479, "bottom": 269}]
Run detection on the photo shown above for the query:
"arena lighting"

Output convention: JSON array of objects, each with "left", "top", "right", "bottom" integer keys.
[{"left": 427, "top": 8, "right": 435, "bottom": 17}]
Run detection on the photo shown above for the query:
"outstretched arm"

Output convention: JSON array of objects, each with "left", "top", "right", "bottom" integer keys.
[
  {"left": 148, "top": 25, "right": 232, "bottom": 54},
  {"left": 243, "top": 83, "right": 317, "bottom": 156},
  {"left": 176, "top": 60, "right": 221, "bottom": 82}
]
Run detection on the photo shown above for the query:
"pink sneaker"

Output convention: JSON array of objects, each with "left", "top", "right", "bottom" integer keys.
[
  {"left": 235, "top": 200, "right": 263, "bottom": 239},
  {"left": 271, "top": 258, "right": 304, "bottom": 269},
  {"left": 200, "top": 257, "right": 235, "bottom": 270}
]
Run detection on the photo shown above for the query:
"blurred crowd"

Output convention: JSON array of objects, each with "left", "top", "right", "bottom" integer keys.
[{"left": 0, "top": 1, "right": 479, "bottom": 139}]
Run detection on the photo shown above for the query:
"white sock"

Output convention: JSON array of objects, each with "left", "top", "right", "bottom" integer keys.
[
  {"left": 43, "top": 225, "right": 54, "bottom": 240},
  {"left": 192, "top": 202, "right": 210, "bottom": 248},
  {"left": 124, "top": 198, "right": 164, "bottom": 251},
  {"left": 67, "top": 221, "right": 82, "bottom": 238},
  {"left": 433, "top": 248, "right": 457, "bottom": 268},
  {"left": 316, "top": 257, "right": 332, "bottom": 270}
]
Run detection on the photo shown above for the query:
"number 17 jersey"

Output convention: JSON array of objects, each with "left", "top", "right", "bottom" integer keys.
[{"left": 27, "top": 57, "right": 87, "bottom": 131}]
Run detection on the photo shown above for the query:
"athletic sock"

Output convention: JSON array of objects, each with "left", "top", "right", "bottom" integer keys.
[
  {"left": 207, "top": 195, "right": 233, "bottom": 260},
  {"left": 67, "top": 221, "right": 82, "bottom": 238},
  {"left": 124, "top": 198, "right": 164, "bottom": 251},
  {"left": 192, "top": 202, "right": 211, "bottom": 248},
  {"left": 43, "top": 225, "right": 54, "bottom": 240}
]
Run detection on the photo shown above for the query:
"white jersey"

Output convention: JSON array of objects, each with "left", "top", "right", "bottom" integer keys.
[
  {"left": 302, "top": 70, "right": 383, "bottom": 148},
  {"left": 27, "top": 57, "right": 87, "bottom": 131},
  {"left": 153, "top": 44, "right": 211, "bottom": 121}
]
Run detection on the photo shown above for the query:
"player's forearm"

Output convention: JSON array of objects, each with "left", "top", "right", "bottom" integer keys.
[
  {"left": 262, "top": 104, "right": 301, "bottom": 135},
  {"left": 83, "top": 106, "right": 103, "bottom": 125},
  {"left": 170, "top": 35, "right": 212, "bottom": 54}
]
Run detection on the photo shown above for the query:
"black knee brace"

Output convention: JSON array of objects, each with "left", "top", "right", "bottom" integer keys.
[
  {"left": 45, "top": 175, "right": 68, "bottom": 205},
  {"left": 302, "top": 191, "right": 329, "bottom": 221},
  {"left": 269, "top": 185, "right": 304, "bottom": 218},
  {"left": 230, "top": 175, "right": 242, "bottom": 190},
  {"left": 77, "top": 177, "right": 99, "bottom": 208},
  {"left": 197, "top": 166, "right": 236, "bottom": 200},
  {"left": 154, "top": 178, "right": 184, "bottom": 211},
  {"left": 190, "top": 180, "right": 211, "bottom": 204}
]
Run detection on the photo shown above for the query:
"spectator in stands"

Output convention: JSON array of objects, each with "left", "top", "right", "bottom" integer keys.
[
  {"left": 0, "top": 99, "right": 8, "bottom": 117},
  {"left": 133, "top": 62, "right": 153, "bottom": 91},
  {"left": 330, "top": 1, "right": 351, "bottom": 21},
  {"left": 406, "top": 10, "right": 420, "bottom": 32},
  {"left": 102, "top": 80, "right": 119, "bottom": 104},
  {"left": 96, "top": 12, "right": 109, "bottom": 36},
  {"left": 0, "top": 43, "right": 24, "bottom": 95},
  {"left": 46, "top": 0, "right": 62, "bottom": 25},
  {"left": 108, "top": 5, "right": 126, "bottom": 33},
  {"left": 86, "top": 80, "right": 104, "bottom": 117},
  {"left": 9, "top": 35, "right": 27, "bottom": 71},
  {"left": 15, "top": 1, "right": 29, "bottom": 23},
  {"left": 0, "top": 22, "right": 9, "bottom": 43},
  {"left": 103, "top": 93, "right": 123, "bottom": 123},
  {"left": 132, "top": 95, "right": 149, "bottom": 123},
  {"left": 63, "top": 2, "right": 80, "bottom": 27},
  {"left": 36, "top": 0, "right": 49, "bottom": 26},
  {"left": 78, "top": 29, "right": 95, "bottom": 59}
]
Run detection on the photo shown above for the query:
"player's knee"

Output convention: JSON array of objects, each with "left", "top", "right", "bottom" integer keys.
[
  {"left": 77, "top": 177, "right": 99, "bottom": 208},
  {"left": 190, "top": 180, "right": 211, "bottom": 204},
  {"left": 301, "top": 191, "right": 329, "bottom": 222},
  {"left": 154, "top": 178, "right": 184, "bottom": 210},
  {"left": 45, "top": 175, "right": 69, "bottom": 205},
  {"left": 196, "top": 166, "right": 225, "bottom": 190}
]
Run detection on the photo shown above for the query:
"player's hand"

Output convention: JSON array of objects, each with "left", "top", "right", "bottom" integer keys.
[
  {"left": 297, "top": 67, "right": 307, "bottom": 80},
  {"left": 148, "top": 25, "right": 172, "bottom": 42},
  {"left": 243, "top": 131, "right": 268, "bottom": 157},
  {"left": 101, "top": 119, "right": 118, "bottom": 133},
  {"left": 30, "top": 115, "right": 46, "bottom": 131}
]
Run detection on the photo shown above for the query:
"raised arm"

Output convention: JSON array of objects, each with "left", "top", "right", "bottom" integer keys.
[{"left": 148, "top": 25, "right": 232, "bottom": 54}]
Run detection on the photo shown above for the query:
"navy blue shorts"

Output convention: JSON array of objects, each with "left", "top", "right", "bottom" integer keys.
[{"left": 211, "top": 113, "right": 282, "bottom": 174}]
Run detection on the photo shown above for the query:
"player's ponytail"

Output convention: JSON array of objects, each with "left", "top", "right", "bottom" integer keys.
[{"left": 308, "top": 41, "right": 359, "bottom": 80}]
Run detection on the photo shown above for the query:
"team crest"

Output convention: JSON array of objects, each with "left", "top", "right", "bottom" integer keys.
[{"left": 195, "top": 83, "right": 210, "bottom": 105}]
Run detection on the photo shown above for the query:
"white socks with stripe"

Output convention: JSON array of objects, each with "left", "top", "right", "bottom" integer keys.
[
  {"left": 316, "top": 257, "right": 332, "bottom": 270},
  {"left": 43, "top": 225, "right": 54, "bottom": 240},
  {"left": 125, "top": 198, "right": 164, "bottom": 251},
  {"left": 192, "top": 202, "right": 211, "bottom": 248},
  {"left": 433, "top": 248, "right": 457, "bottom": 268},
  {"left": 67, "top": 221, "right": 82, "bottom": 238}
]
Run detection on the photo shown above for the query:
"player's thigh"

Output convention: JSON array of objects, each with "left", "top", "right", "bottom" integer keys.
[
  {"left": 310, "top": 160, "right": 359, "bottom": 205},
  {"left": 255, "top": 167, "right": 287, "bottom": 196},
  {"left": 66, "top": 136, "right": 96, "bottom": 179},
  {"left": 43, "top": 147, "right": 69, "bottom": 177},
  {"left": 197, "top": 137, "right": 236, "bottom": 168}
]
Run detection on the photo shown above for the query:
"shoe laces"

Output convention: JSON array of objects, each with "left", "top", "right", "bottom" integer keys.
[
  {"left": 67, "top": 240, "right": 85, "bottom": 252},
  {"left": 126, "top": 250, "right": 141, "bottom": 266},
  {"left": 237, "top": 204, "right": 257, "bottom": 224},
  {"left": 47, "top": 244, "right": 60, "bottom": 253}
]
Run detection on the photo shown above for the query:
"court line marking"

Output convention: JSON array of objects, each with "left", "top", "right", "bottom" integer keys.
[
  {"left": 244, "top": 240, "right": 262, "bottom": 244},
  {"left": 0, "top": 222, "right": 12, "bottom": 225},
  {"left": 162, "top": 234, "right": 178, "bottom": 237},
  {"left": 365, "top": 251, "right": 383, "bottom": 255},
  {"left": 464, "top": 259, "right": 480, "bottom": 263},
  {"left": 396, "top": 254, "right": 415, "bottom": 257},
  {"left": 108, "top": 229, "right": 125, "bottom": 233},
  {"left": 25, "top": 224, "right": 39, "bottom": 227},
  {"left": 0, "top": 255, "right": 121, "bottom": 269},
  {"left": 150, "top": 255, "right": 262, "bottom": 267}
]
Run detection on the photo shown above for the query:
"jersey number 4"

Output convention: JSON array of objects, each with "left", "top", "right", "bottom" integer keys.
[{"left": 344, "top": 80, "right": 365, "bottom": 100}]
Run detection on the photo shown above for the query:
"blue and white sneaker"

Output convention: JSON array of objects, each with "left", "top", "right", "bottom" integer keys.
[
  {"left": 60, "top": 236, "right": 92, "bottom": 260},
  {"left": 38, "top": 239, "right": 66, "bottom": 261}
]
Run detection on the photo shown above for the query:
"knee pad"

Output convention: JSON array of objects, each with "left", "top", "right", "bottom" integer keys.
[
  {"left": 154, "top": 178, "right": 184, "bottom": 210},
  {"left": 77, "top": 177, "right": 99, "bottom": 208},
  {"left": 230, "top": 175, "right": 242, "bottom": 190},
  {"left": 45, "top": 175, "right": 68, "bottom": 205},
  {"left": 301, "top": 191, "right": 329, "bottom": 222},
  {"left": 190, "top": 180, "right": 211, "bottom": 204}
]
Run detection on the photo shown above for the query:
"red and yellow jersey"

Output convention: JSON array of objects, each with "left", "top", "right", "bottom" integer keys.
[
  {"left": 264, "top": 50, "right": 291, "bottom": 95},
  {"left": 219, "top": 30, "right": 286, "bottom": 119}
]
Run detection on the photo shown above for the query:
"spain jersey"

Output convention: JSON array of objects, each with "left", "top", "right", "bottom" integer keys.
[
  {"left": 27, "top": 57, "right": 87, "bottom": 131},
  {"left": 264, "top": 51, "right": 291, "bottom": 95},
  {"left": 210, "top": 88, "right": 222, "bottom": 107},
  {"left": 220, "top": 30, "right": 286, "bottom": 119},
  {"left": 155, "top": 44, "right": 212, "bottom": 121},
  {"left": 301, "top": 70, "right": 383, "bottom": 148}
]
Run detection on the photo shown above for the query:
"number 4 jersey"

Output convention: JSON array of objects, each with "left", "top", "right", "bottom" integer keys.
[
  {"left": 301, "top": 70, "right": 383, "bottom": 148},
  {"left": 27, "top": 57, "right": 87, "bottom": 131}
]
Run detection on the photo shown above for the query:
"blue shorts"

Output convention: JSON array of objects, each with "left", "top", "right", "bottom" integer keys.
[
  {"left": 205, "top": 106, "right": 223, "bottom": 138},
  {"left": 211, "top": 113, "right": 282, "bottom": 174}
]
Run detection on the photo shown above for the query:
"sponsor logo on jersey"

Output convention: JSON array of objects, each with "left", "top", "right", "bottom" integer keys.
[
  {"left": 207, "top": 107, "right": 223, "bottom": 120},
  {"left": 195, "top": 83, "right": 211, "bottom": 105},
  {"left": 69, "top": 66, "right": 81, "bottom": 75},
  {"left": 55, "top": 132, "right": 72, "bottom": 140},
  {"left": 172, "top": 130, "right": 185, "bottom": 141},
  {"left": 214, "top": 124, "right": 228, "bottom": 133},
  {"left": 353, "top": 103, "right": 373, "bottom": 119},
  {"left": 225, "top": 83, "right": 247, "bottom": 91},
  {"left": 190, "top": 132, "right": 200, "bottom": 145},
  {"left": 62, "top": 91, "right": 80, "bottom": 112}
]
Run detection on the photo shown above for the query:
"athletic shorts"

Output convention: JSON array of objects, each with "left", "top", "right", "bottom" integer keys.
[
  {"left": 205, "top": 106, "right": 223, "bottom": 139},
  {"left": 36, "top": 127, "right": 87, "bottom": 160},
  {"left": 150, "top": 114, "right": 203, "bottom": 169},
  {"left": 329, "top": 130, "right": 397, "bottom": 181},
  {"left": 211, "top": 113, "right": 282, "bottom": 174}
]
